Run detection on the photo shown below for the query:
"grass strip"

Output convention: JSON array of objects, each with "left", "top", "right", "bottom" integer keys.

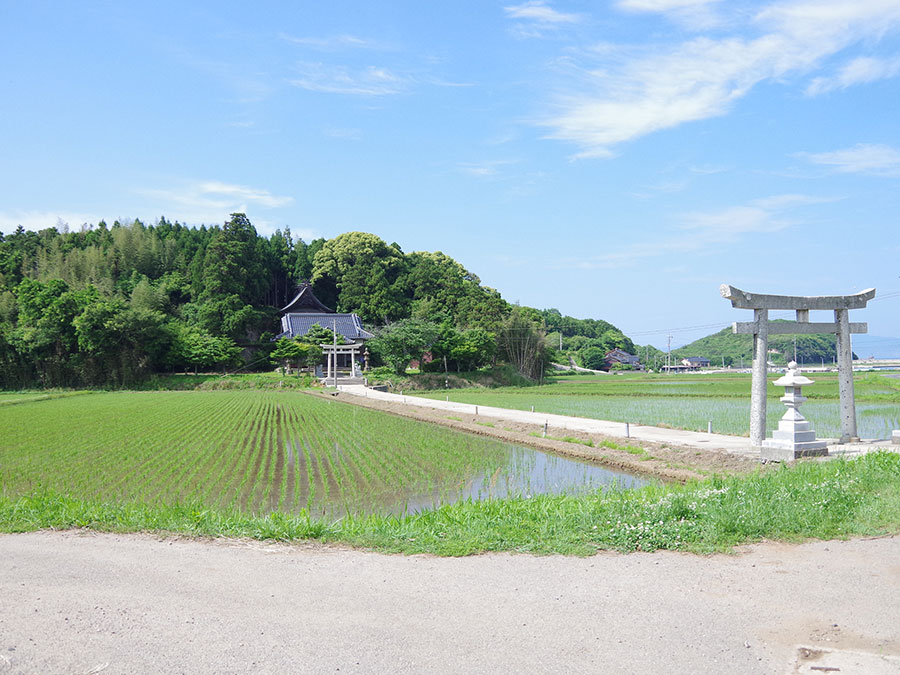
[{"left": 2, "top": 452, "right": 899, "bottom": 557}]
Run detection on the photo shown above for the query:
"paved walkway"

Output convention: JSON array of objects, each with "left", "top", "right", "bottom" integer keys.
[{"left": 337, "top": 384, "right": 897, "bottom": 461}]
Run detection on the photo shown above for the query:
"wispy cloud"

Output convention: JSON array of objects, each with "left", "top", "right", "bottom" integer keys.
[
  {"left": 554, "top": 193, "right": 823, "bottom": 269},
  {"left": 541, "top": 0, "right": 900, "bottom": 157},
  {"left": 288, "top": 62, "right": 408, "bottom": 95},
  {"left": 280, "top": 33, "right": 382, "bottom": 51},
  {"left": 806, "top": 55, "right": 900, "bottom": 95},
  {"left": 799, "top": 143, "right": 900, "bottom": 176},
  {"left": 0, "top": 210, "right": 103, "bottom": 233},
  {"left": 677, "top": 204, "right": 793, "bottom": 239},
  {"left": 505, "top": 1, "right": 581, "bottom": 37},
  {"left": 458, "top": 159, "right": 519, "bottom": 178},
  {"left": 618, "top": 0, "right": 718, "bottom": 9},
  {"left": 323, "top": 126, "right": 363, "bottom": 140},
  {"left": 617, "top": 0, "right": 723, "bottom": 30},
  {"left": 136, "top": 180, "right": 294, "bottom": 225}
]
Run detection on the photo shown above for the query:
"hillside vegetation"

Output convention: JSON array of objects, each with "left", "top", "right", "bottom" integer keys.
[
  {"left": 0, "top": 215, "right": 631, "bottom": 388},
  {"left": 672, "top": 323, "right": 850, "bottom": 367}
]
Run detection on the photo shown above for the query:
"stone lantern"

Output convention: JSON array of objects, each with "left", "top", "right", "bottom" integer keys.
[{"left": 761, "top": 361, "right": 828, "bottom": 462}]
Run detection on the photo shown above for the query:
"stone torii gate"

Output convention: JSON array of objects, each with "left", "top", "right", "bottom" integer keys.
[{"left": 720, "top": 285, "right": 875, "bottom": 449}]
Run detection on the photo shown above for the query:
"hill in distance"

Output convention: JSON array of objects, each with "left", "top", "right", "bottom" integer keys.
[{"left": 672, "top": 322, "right": 849, "bottom": 367}]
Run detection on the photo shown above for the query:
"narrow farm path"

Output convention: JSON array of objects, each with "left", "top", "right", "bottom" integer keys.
[{"left": 2, "top": 531, "right": 899, "bottom": 674}]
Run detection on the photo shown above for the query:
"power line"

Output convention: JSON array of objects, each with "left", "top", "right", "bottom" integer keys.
[{"left": 627, "top": 322, "right": 731, "bottom": 337}]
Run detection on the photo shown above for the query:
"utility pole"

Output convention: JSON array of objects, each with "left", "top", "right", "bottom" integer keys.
[
  {"left": 793, "top": 336, "right": 797, "bottom": 364},
  {"left": 666, "top": 334, "right": 673, "bottom": 373}
]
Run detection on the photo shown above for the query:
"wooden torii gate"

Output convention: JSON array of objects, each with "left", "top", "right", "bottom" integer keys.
[{"left": 720, "top": 285, "right": 875, "bottom": 449}]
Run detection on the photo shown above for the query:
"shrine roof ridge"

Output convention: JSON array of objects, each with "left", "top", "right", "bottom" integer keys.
[{"left": 720, "top": 284, "right": 875, "bottom": 310}]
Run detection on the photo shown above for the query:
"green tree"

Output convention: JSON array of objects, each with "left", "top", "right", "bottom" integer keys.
[
  {"left": 451, "top": 327, "right": 496, "bottom": 371},
  {"left": 170, "top": 324, "right": 241, "bottom": 374},
  {"left": 580, "top": 346, "right": 607, "bottom": 370},
  {"left": 310, "top": 232, "right": 408, "bottom": 323},
  {"left": 368, "top": 318, "right": 441, "bottom": 375},
  {"left": 270, "top": 337, "right": 321, "bottom": 374},
  {"left": 74, "top": 300, "right": 170, "bottom": 385},
  {"left": 497, "top": 307, "right": 547, "bottom": 380}
]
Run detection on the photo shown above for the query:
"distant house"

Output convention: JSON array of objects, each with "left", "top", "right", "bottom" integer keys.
[
  {"left": 605, "top": 348, "right": 641, "bottom": 369},
  {"left": 276, "top": 283, "right": 374, "bottom": 369},
  {"left": 681, "top": 356, "right": 711, "bottom": 369}
]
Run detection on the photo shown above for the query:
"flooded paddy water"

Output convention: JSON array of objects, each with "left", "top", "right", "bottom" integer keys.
[
  {"left": 274, "top": 438, "right": 649, "bottom": 518},
  {"left": 421, "top": 392, "right": 899, "bottom": 440},
  {"left": 0, "top": 391, "right": 649, "bottom": 522}
]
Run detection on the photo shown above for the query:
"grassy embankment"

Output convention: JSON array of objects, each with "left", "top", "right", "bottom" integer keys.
[{"left": 3, "top": 452, "right": 899, "bottom": 555}]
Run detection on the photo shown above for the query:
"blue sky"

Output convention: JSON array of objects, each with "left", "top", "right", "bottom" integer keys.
[{"left": 3, "top": 1, "right": 900, "bottom": 353}]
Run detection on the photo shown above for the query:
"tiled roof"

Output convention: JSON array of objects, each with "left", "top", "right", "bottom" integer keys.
[
  {"left": 283, "top": 313, "right": 374, "bottom": 341},
  {"left": 280, "top": 283, "right": 334, "bottom": 314}
]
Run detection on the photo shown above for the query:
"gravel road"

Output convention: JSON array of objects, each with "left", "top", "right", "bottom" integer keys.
[{"left": 2, "top": 531, "right": 899, "bottom": 674}]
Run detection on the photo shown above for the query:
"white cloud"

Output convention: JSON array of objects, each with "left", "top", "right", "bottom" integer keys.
[
  {"left": 280, "top": 34, "right": 381, "bottom": 51},
  {"left": 136, "top": 181, "right": 294, "bottom": 226},
  {"left": 806, "top": 55, "right": 900, "bottom": 95},
  {"left": 195, "top": 181, "right": 293, "bottom": 208},
  {"left": 750, "top": 193, "right": 838, "bottom": 209},
  {"left": 541, "top": 0, "right": 900, "bottom": 157},
  {"left": 557, "top": 192, "right": 822, "bottom": 269},
  {"left": 799, "top": 143, "right": 900, "bottom": 176},
  {"left": 505, "top": 1, "right": 581, "bottom": 37},
  {"left": 678, "top": 205, "right": 792, "bottom": 238},
  {"left": 618, "top": 0, "right": 718, "bottom": 9},
  {"left": 288, "top": 62, "right": 408, "bottom": 95},
  {"left": 505, "top": 1, "right": 580, "bottom": 23},
  {"left": 617, "top": 0, "right": 723, "bottom": 30},
  {"left": 0, "top": 210, "right": 103, "bottom": 233},
  {"left": 458, "top": 159, "right": 518, "bottom": 178}
]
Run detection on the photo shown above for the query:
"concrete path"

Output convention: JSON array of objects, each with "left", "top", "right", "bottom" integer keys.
[
  {"left": 337, "top": 385, "right": 897, "bottom": 461},
  {"left": 2, "top": 531, "right": 899, "bottom": 674}
]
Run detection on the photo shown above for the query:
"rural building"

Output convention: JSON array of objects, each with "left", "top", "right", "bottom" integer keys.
[
  {"left": 276, "top": 283, "right": 374, "bottom": 370},
  {"left": 604, "top": 348, "right": 641, "bottom": 369},
  {"left": 681, "top": 357, "right": 711, "bottom": 369}
]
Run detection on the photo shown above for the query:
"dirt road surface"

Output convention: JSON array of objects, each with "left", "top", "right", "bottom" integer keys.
[{"left": 2, "top": 531, "right": 899, "bottom": 674}]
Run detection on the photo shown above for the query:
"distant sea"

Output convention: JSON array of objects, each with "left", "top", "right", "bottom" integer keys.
[{"left": 851, "top": 335, "right": 900, "bottom": 360}]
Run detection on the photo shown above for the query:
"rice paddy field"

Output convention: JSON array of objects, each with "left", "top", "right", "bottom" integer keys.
[
  {"left": 0, "top": 391, "right": 646, "bottom": 519},
  {"left": 414, "top": 371, "right": 900, "bottom": 439}
]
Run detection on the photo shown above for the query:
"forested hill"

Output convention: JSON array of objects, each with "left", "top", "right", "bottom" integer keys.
[
  {"left": 0, "top": 214, "right": 632, "bottom": 387},
  {"left": 673, "top": 324, "right": 851, "bottom": 367}
]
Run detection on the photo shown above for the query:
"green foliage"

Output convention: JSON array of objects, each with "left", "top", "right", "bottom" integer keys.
[
  {"left": 580, "top": 346, "right": 607, "bottom": 370},
  {"left": 270, "top": 337, "right": 321, "bottom": 372},
  {"left": 298, "top": 322, "right": 340, "bottom": 346},
  {"left": 311, "top": 232, "right": 408, "bottom": 323},
  {"left": 0, "top": 215, "right": 634, "bottom": 387},
  {"left": 497, "top": 307, "right": 549, "bottom": 380},
  {"left": 368, "top": 318, "right": 442, "bottom": 375},
  {"left": 170, "top": 324, "right": 241, "bottom": 374},
  {"left": 672, "top": 324, "right": 849, "bottom": 367}
]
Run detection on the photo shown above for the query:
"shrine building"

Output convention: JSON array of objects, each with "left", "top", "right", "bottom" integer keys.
[{"left": 276, "top": 283, "right": 373, "bottom": 370}]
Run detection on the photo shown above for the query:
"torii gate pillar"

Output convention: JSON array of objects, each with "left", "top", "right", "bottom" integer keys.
[{"left": 721, "top": 285, "right": 875, "bottom": 452}]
